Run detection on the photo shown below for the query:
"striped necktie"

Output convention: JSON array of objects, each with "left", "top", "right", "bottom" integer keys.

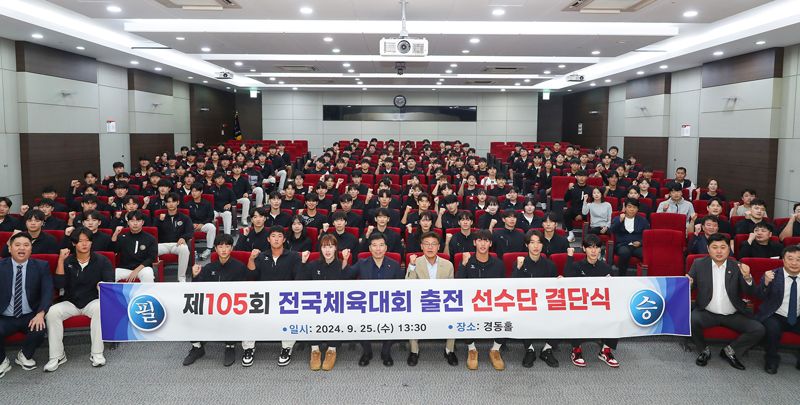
[{"left": 13, "top": 264, "right": 23, "bottom": 318}]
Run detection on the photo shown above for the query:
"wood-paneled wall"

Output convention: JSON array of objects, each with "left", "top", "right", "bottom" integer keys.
[
  {"left": 128, "top": 69, "right": 173, "bottom": 96},
  {"left": 130, "top": 133, "right": 175, "bottom": 163},
  {"left": 235, "top": 91, "right": 263, "bottom": 140},
  {"left": 562, "top": 87, "right": 608, "bottom": 149},
  {"left": 190, "top": 84, "right": 235, "bottom": 146},
  {"left": 15, "top": 41, "right": 97, "bottom": 83},
  {"left": 20, "top": 133, "right": 100, "bottom": 203},
  {"left": 698, "top": 138, "right": 778, "bottom": 213},
  {"left": 623, "top": 137, "right": 669, "bottom": 172},
  {"left": 702, "top": 48, "right": 783, "bottom": 88},
  {"left": 537, "top": 92, "right": 563, "bottom": 142},
  {"left": 626, "top": 73, "right": 671, "bottom": 99}
]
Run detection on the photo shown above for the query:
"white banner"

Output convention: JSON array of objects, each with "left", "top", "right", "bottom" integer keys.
[{"left": 100, "top": 277, "right": 690, "bottom": 342}]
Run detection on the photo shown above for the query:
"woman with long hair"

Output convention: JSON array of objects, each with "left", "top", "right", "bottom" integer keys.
[{"left": 286, "top": 215, "right": 312, "bottom": 252}]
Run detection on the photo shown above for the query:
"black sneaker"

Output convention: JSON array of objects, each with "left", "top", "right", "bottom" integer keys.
[
  {"left": 539, "top": 348, "right": 559, "bottom": 368},
  {"left": 223, "top": 345, "right": 236, "bottom": 367},
  {"left": 183, "top": 346, "right": 205, "bottom": 366},
  {"left": 241, "top": 348, "right": 255, "bottom": 367},
  {"left": 522, "top": 349, "right": 536, "bottom": 368},
  {"left": 278, "top": 347, "right": 292, "bottom": 366}
]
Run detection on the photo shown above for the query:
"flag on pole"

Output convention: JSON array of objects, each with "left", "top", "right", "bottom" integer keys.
[{"left": 233, "top": 111, "right": 243, "bottom": 141}]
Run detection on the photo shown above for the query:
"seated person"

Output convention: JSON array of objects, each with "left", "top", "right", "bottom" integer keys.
[
  {"left": 1, "top": 210, "right": 59, "bottom": 257},
  {"left": 155, "top": 193, "right": 193, "bottom": 282},
  {"left": 360, "top": 208, "right": 403, "bottom": 257},
  {"left": 208, "top": 172, "right": 235, "bottom": 235},
  {"left": 405, "top": 211, "right": 440, "bottom": 254},
  {"left": 609, "top": 198, "right": 650, "bottom": 276},
  {"left": 334, "top": 194, "right": 364, "bottom": 230},
  {"left": 435, "top": 195, "right": 462, "bottom": 230},
  {"left": 185, "top": 184, "right": 216, "bottom": 260},
  {"left": 20, "top": 199, "right": 65, "bottom": 231},
  {"left": 516, "top": 198, "right": 543, "bottom": 233},
  {"left": 778, "top": 202, "right": 800, "bottom": 241},
  {"left": 734, "top": 199, "right": 772, "bottom": 235},
  {"left": 475, "top": 197, "right": 501, "bottom": 230},
  {"left": 688, "top": 216, "right": 730, "bottom": 255},
  {"left": 541, "top": 212, "right": 569, "bottom": 256},
  {"left": 63, "top": 210, "right": 113, "bottom": 252},
  {"left": 264, "top": 192, "right": 292, "bottom": 228},
  {"left": 328, "top": 211, "right": 360, "bottom": 255},
  {"left": 111, "top": 210, "right": 157, "bottom": 283},
  {"left": 298, "top": 194, "right": 326, "bottom": 229},
  {"left": 739, "top": 222, "right": 783, "bottom": 259},
  {"left": 491, "top": 209, "right": 526, "bottom": 259},
  {"left": 657, "top": 183, "right": 695, "bottom": 221},
  {"left": 0, "top": 197, "right": 22, "bottom": 232}
]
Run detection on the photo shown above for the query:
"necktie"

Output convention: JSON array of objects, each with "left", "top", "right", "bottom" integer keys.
[
  {"left": 788, "top": 276, "right": 797, "bottom": 326},
  {"left": 13, "top": 265, "right": 23, "bottom": 318}
]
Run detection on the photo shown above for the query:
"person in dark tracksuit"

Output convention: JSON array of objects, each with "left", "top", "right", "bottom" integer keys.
[
  {"left": 297, "top": 234, "right": 354, "bottom": 371},
  {"left": 182, "top": 235, "right": 247, "bottom": 367}
]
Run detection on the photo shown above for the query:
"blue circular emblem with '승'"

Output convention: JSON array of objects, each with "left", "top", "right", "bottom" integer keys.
[
  {"left": 629, "top": 289, "right": 665, "bottom": 327},
  {"left": 128, "top": 294, "right": 167, "bottom": 332}
]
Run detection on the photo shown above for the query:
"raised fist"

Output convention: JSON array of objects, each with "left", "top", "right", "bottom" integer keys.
[
  {"left": 366, "top": 225, "right": 375, "bottom": 237},
  {"left": 764, "top": 270, "right": 775, "bottom": 285},
  {"left": 242, "top": 227, "right": 250, "bottom": 236},
  {"left": 409, "top": 254, "right": 418, "bottom": 264},
  {"left": 341, "top": 249, "right": 351, "bottom": 262},
  {"left": 191, "top": 264, "right": 202, "bottom": 277},
  {"left": 567, "top": 247, "right": 575, "bottom": 256},
  {"left": 301, "top": 250, "right": 311, "bottom": 263},
  {"left": 516, "top": 256, "right": 525, "bottom": 269},
  {"left": 461, "top": 252, "right": 471, "bottom": 265},
  {"left": 59, "top": 248, "right": 71, "bottom": 260},
  {"left": 68, "top": 211, "right": 77, "bottom": 219},
  {"left": 19, "top": 205, "right": 29, "bottom": 215},
  {"left": 114, "top": 226, "right": 124, "bottom": 235},
  {"left": 322, "top": 223, "right": 330, "bottom": 233},
  {"left": 159, "top": 213, "right": 166, "bottom": 221},
  {"left": 250, "top": 249, "right": 261, "bottom": 260}
]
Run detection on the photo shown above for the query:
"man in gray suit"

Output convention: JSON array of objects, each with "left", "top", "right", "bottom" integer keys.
[
  {"left": 405, "top": 231, "right": 458, "bottom": 367},
  {"left": 687, "top": 233, "right": 764, "bottom": 370}
]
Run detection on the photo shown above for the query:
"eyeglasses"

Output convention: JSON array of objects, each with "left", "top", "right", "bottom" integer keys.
[{"left": 421, "top": 242, "right": 440, "bottom": 247}]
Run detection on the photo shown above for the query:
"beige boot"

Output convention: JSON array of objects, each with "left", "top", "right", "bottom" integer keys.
[
  {"left": 467, "top": 349, "right": 478, "bottom": 370},
  {"left": 322, "top": 349, "right": 337, "bottom": 371},
  {"left": 310, "top": 350, "right": 321, "bottom": 371},
  {"left": 489, "top": 349, "right": 505, "bottom": 371}
]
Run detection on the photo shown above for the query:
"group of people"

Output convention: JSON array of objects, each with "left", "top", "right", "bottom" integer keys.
[{"left": 1, "top": 138, "right": 800, "bottom": 377}]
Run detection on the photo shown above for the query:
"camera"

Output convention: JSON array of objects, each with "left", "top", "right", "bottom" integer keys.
[{"left": 395, "top": 62, "right": 406, "bottom": 76}]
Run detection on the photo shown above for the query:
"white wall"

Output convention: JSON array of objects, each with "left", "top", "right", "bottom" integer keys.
[
  {"left": 262, "top": 90, "right": 539, "bottom": 155},
  {"left": 98, "top": 62, "right": 130, "bottom": 178},
  {"left": 606, "top": 84, "right": 626, "bottom": 154},
  {"left": 0, "top": 38, "right": 21, "bottom": 206},
  {"left": 776, "top": 44, "right": 800, "bottom": 216},
  {"left": 173, "top": 80, "right": 191, "bottom": 153},
  {"left": 667, "top": 67, "right": 702, "bottom": 177}
]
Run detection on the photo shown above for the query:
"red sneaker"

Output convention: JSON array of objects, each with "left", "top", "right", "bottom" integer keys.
[
  {"left": 598, "top": 347, "right": 619, "bottom": 368},
  {"left": 571, "top": 348, "right": 586, "bottom": 367}
]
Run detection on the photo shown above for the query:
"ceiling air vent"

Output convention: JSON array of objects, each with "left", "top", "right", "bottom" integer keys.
[
  {"left": 481, "top": 66, "right": 523, "bottom": 73},
  {"left": 154, "top": 0, "right": 241, "bottom": 11},
  {"left": 276, "top": 65, "right": 318, "bottom": 72},
  {"left": 466, "top": 80, "right": 496, "bottom": 85},
  {"left": 564, "top": 0, "right": 656, "bottom": 13}
]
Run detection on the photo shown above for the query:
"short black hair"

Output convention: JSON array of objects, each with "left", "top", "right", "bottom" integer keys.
[
  {"left": 9, "top": 232, "right": 33, "bottom": 245},
  {"left": 215, "top": 234, "right": 234, "bottom": 246},
  {"left": 268, "top": 225, "right": 286, "bottom": 237},
  {"left": 456, "top": 211, "right": 473, "bottom": 222},
  {"left": 374, "top": 207, "right": 391, "bottom": 219},
  {"left": 524, "top": 229, "right": 545, "bottom": 245},
  {"left": 126, "top": 210, "right": 146, "bottom": 222},
  {"left": 542, "top": 211, "right": 558, "bottom": 223},
  {"left": 753, "top": 222, "right": 773, "bottom": 232},
  {"left": 706, "top": 233, "right": 730, "bottom": 246},
  {"left": 782, "top": 245, "right": 800, "bottom": 259},
  {"left": 37, "top": 198, "right": 55, "bottom": 207},
  {"left": 700, "top": 216, "right": 719, "bottom": 226},
  {"left": 501, "top": 209, "right": 517, "bottom": 219},
  {"left": 583, "top": 233, "right": 603, "bottom": 248},
  {"left": 0, "top": 197, "right": 11, "bottom": 207},
  {"left": 473, "top": 229, "right": 492, "bottom": 241},
  {"left": 624, "top": 198, "right": 640, "bottom": 208},
  {"left": 69, "top": 227, "right": 94, "bottom": 245},
  {"left": 751, "top": 198, "right": 767, "bottom": 208},
  {"left": 367, "top": 232, "right": 387, "bottom": 245},
  {"left": 24, "top": 210, "right": 46, "bottom": 222}
]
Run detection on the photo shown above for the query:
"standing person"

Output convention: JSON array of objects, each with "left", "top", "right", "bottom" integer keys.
[
  {"left": 347, "top": 232, "right": 404, "bottom": 367},
  {"left": 756, "top": 245, "right": 800, "bottom": 374},
  {"left": 45, "top": 229, "right": 114, "bottom": 371},
  {"left": 155, "top": 193, "right": 193, "bottom": 282},
  {"left": 405, "top": 232, "right": 458, "bottom": 367},
  {"left": 513, "top": 230, "right": 560, "bottom": 368},
  {"left": 242, "top": 226, "right": 302, "bottom": 367},
  {"left": 0, "top": 233, "right": 53, "bottom": 378},
  {"left": 111, "top": 211, "right": 157, "bottom": 283},
  {"left": 564, "top": 235, "right": 619, "bottom": 368},
  {"left": 456, "top": 230, "right": 506, "bottom": 371},
  {"left": 297, "top": 235, "right": 353, "bottom": 371},
  {"left": 609, "top": 199, "right": 649, "bottom": 276},
  {"left": 687, "top": 233, "right": 764, "bottom": 370},
  {"left": 183, "top": 235, "right": 248, "bottom": 367}
]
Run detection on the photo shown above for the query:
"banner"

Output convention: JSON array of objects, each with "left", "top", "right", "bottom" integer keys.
[{"left": 100, "top": 277, "right": 690, "bottom": 342}]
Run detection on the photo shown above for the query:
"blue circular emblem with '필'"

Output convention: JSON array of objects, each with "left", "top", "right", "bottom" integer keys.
[
  {"left": 629, "top": 289, "right": 665, "bottom": 327},
  {"left": 128, "top": 294, "right": 167, "bottom": 332}
]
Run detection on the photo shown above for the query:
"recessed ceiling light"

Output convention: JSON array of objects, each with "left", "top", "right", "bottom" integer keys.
[
  {"left": 500, "top": 88, "right": 506, "bottom": 92},
  {"left": 202, "top": 80, "right": 208, "bottom": 83},
  {"left": 354, "top": 78, "right": 360, "bottom": 81},
  {"left": 604, "top": 79, "right": 611, "bottom": 83},
  {"left": 362, "top": 87, "right": 367, "bottom": 91},
  {"left": 470, "top": 38, "right": 481, "bottom": 44},
  {"left": 445, "top": 69, "right": 453, "bottom": 74},
  {"left": 524, "top": 79, "right": 531, "bottom": 83},
  {"left": 713, "top": 51, "right": 724, "bottom": 56},
  {"left": 558, "top": 64, "right": 566, "bottom": 69},
  {"left": 342, "top": 63, "right": 351, "bottom": 67},
  {"left": 234, "top": 61, "right": 243, "bottom": 66},
  {"left": 514, "top": 82, "right": 521, "bottom": 86},
  {"left": 176, "top": 36, "right": 185, "bottom": 41},
  {"left": 590, "top": 82, "right": 596, "bottom": 86},
  {"left": 269, "top": 77, "right": 276, "bottom": 81},
  {"left": 279, "top": 81, "right": 285, "bottom": 84},
  {"left": 659, "top": 65, "right": 668, "bottom": 69},
  {"left": 755, "top": 40, "right": 766, "bottom": 45},
  {"left": 300, "top": 7, "right": 313, "bottom": 15},
  {"left": 130, "top": 60, "right": 139, "bottom": 65},
  {"left": 187, "top": 76, "right": 194, "bottom": 79},
  {"left": 106, "top": 5, "right": 122, "bottom": 13},
  {"left": 567, "top": 89, "right": 572, "bottom": 92},
  {"left": 683, "top": 10, "right": 698, "bottom": 18},
  {"left": 591, "top": 50, "right": 601, "bottom": 55},
  {"left": 226, "top": 87, "right": 230, "bottom": 89},
  {"left": 357, "top": 81, "right": 363, "bottom": 85},
  {"left": 323, "top": 37, "right": 333, "bottom": 42},
  {"left": 31, "top": 33, "right": 43, "bottom": 39},
  {"left": 332, "top": 48, "right": 341, "bottom": 53},
  {"left": 462, "top": 49, "right": 470, "bottom": 54},
  {"left": 347, "top": 69, "right": 355, "bottom": 73},
  {"left": 292, "top": 87, "right": 298, "bottom": 91},
  {"left": 154, "top": 67, "right": 162, "bottom": 71},
  {"left": 431, "top": 88, "right": 437, "bottom": 91},
  {"left": 450, "top": 63, "right": 458, "bottom": 68},
  {"left": 250, "top": 69, "right": 256, "bottom": 72},
  {"left": 636, "top": 71, "right": 645, "bottom": 75},
  {"left": 75, "top": 46, "right": 85, "bottom": 50},
  {"left": 543, "top": 70, "right": 551, "bottom": 74},
  {"left": 201, "top": 47, "right": 211, "bottom": 52},
  {"left": 492, "top": 8, "right": 506, "bottom": 16}
]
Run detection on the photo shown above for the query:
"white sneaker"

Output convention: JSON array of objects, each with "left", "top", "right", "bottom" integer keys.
[
  {"left": 199, "top": 249, "right": 212, "bottom": 260},
  {"left": 567, "top": 231, "right": 576, "bottom": 243},
  {"left": 0, "top": 357, "right": 11, "bottom": 379},
  {"left": 90, "top": 353, "right": 106, "bottom": 367},
  {"left": 15, "top": 351, "right": 36, "bottom": 370},
  {"left": 43, "top": 355, "right": 67, "bottom": 372}
]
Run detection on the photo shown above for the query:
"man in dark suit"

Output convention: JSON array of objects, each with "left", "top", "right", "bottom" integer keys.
[
  {"left": 755, "top": 245, "right": 800, "bottom": 374},
  {"left": 346, "top": 232, "right": 404, "bottom": 367},
  {"left": 0, "top": 232, "right": 54, "bottom": 378},
  {"left": 687, "top": 233, "right": 764, "bottom": 370},
  {"left": 609, "top": 198, "right": 650, "bottom": 276}
]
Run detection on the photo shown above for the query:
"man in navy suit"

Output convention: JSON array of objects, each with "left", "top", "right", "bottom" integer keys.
[
  {"left": 0, "top": 232, "right": 54, "bottom": 378},
  {"left": 609, "top": 198, "right": 650, "bottom": 276},
  {"left": 346, "top": 232, "right": 404, "bottom": 367},
  {"left": 755, "top": 245, "right": 800, "bottom": 374}
]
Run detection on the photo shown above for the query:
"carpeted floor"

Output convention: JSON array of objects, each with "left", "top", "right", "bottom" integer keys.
[{"left": 2, "top": 336, "right": 799, "bottom": 404}]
